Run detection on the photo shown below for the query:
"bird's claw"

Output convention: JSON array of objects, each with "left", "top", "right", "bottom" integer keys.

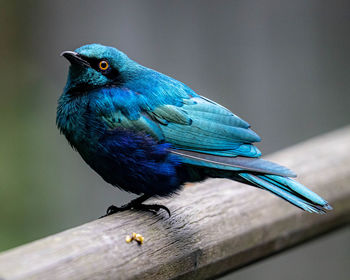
[
  {"left": 107, "top": 205, "right": 121, "bottom": 215},
  {"left": 99, "top": 203, "right": 171, "bottom": 218},
  {"left": 99, "top": 205, "right": 122, "bottom": 218},
  {"left": 134, "top": 203, "right": 171, "bottom": 217}
]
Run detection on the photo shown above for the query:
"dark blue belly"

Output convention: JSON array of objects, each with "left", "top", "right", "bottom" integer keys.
[{"left": 82, "top": 129, "right": 183, "bottom": 196}]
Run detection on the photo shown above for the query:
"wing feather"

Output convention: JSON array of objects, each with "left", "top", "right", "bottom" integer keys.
[
  {"left": 99, "top": 88, "right": 263, "bottom": 161},
  {"left": 171, "top": 149, "right": 296, "bottom": 177}
]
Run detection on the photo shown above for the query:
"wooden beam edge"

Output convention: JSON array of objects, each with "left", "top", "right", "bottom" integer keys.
[{"left": 0, "top": 126, "right": 349, "bottom": 280}]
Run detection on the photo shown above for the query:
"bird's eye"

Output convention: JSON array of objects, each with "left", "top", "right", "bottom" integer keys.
[{"left": 99, "top": 60, "right": 109, "bottom": 71}]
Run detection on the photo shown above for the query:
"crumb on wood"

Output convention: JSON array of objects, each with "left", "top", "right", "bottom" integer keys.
[{"left": 125, "top": 232, "right": 144, "bottom": 245}]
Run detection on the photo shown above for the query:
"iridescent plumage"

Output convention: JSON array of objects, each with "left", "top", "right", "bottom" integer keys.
[{"left": 57, "top": 44, "right": 331, "bottom": 215}]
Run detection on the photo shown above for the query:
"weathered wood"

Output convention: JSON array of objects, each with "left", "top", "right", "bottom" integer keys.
[{"left": 0, "top": 126, "right": 350, "bottom": 280}]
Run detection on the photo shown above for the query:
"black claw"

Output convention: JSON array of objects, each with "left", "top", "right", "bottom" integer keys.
[
  {"left": 134, "top": 204, "right": 171, "bottom": 217},
  {"left": 107, "top": 205, "right": 119, "bottom": 215},
  {"left": 99, "top": 204, "right": 125, "bottom": 218},
  {"left": 151, "top": 204, "right": 171, "bottom": 217},
  {"left": 99, "top": 194, "right": 171, "bottom": 218}
]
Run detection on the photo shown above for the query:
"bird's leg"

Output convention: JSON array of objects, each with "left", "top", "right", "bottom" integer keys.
[{"left": 100, "top": 194, "right": 171, "bottom": 218}]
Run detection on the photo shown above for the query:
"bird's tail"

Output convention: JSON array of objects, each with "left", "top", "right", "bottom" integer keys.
[
  {"left": 172, "top": 149, "right": 332, "bottom": 213},
  {"left": 239, "top": 173, "right": 332, "bottom": 214}
]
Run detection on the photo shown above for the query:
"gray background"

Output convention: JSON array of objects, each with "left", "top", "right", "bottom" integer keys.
[{"left": 0, "top": 0, "right": 349, "bottom": 279}]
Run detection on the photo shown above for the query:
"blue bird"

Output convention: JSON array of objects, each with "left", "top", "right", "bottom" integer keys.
[{"left": 57, "top": 44, "right": 332, "bottom": 217}]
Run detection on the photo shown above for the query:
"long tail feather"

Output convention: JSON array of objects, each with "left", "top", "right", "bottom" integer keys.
[
  {"left": 239, "top": 173, "right": 332, "bottom": 214},
  {"left": 172, "top": 149, "right": 296, "bottom": 177}
]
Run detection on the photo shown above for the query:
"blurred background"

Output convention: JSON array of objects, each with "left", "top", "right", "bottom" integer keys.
[{"left": 0, "top": 0, "right": 349, "bottom": 279}]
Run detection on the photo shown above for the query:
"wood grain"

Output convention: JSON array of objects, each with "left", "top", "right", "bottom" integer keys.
[{"left": 0, "top": 126, "right": 349, "bottom": 280}]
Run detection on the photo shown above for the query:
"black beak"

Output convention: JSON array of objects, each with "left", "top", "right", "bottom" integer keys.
[{"left": 60, "top": 51, "right": 90, "bottom": 67}]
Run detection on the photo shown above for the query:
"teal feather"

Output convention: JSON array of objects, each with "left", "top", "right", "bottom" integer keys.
[
  {"left": 263, "top": 175, "right": 331, "bottom": 208},
  {"left": 172, "top": 149, "right": 295, "bottom": 177},
  {"left": 239, "top": 173, "right": 331, "bottom": 213}
]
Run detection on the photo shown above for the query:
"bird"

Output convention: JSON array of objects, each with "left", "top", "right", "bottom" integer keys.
[{"left": 57, "top": 43, "right": 332, "bottom": 217}]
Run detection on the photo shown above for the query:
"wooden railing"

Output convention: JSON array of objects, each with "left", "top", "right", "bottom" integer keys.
[{"left": 0, "top": 126, "right": 349, "bottom": 280}]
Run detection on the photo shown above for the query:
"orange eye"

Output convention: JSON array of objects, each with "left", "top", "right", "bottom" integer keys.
[{"left": 99, "top": 60, "right": 109, "bottom": 71}]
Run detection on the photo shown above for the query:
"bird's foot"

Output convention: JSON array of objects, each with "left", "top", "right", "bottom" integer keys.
[
  {"left": 100, "top": 202, "right": 171, "bottom": 218},
  {"left": 134, "top": 203, "right": 171, "bottom": 217}
]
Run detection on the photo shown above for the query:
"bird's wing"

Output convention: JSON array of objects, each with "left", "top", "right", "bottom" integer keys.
[
  {"left": 153, "top": 95, "right": 261, "bottom": 156},
  {"left": 98, "top": 87, "right": 294, "bottom": 177}
]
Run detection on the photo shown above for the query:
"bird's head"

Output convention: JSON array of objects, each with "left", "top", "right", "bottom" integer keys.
[{"left": 61, "top": 44, "right": 138, "bottom": 95}]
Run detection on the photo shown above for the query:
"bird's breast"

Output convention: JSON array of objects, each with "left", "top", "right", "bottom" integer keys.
[{"left": 57, "top": 96, "right": 104, "bottom": 151}]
